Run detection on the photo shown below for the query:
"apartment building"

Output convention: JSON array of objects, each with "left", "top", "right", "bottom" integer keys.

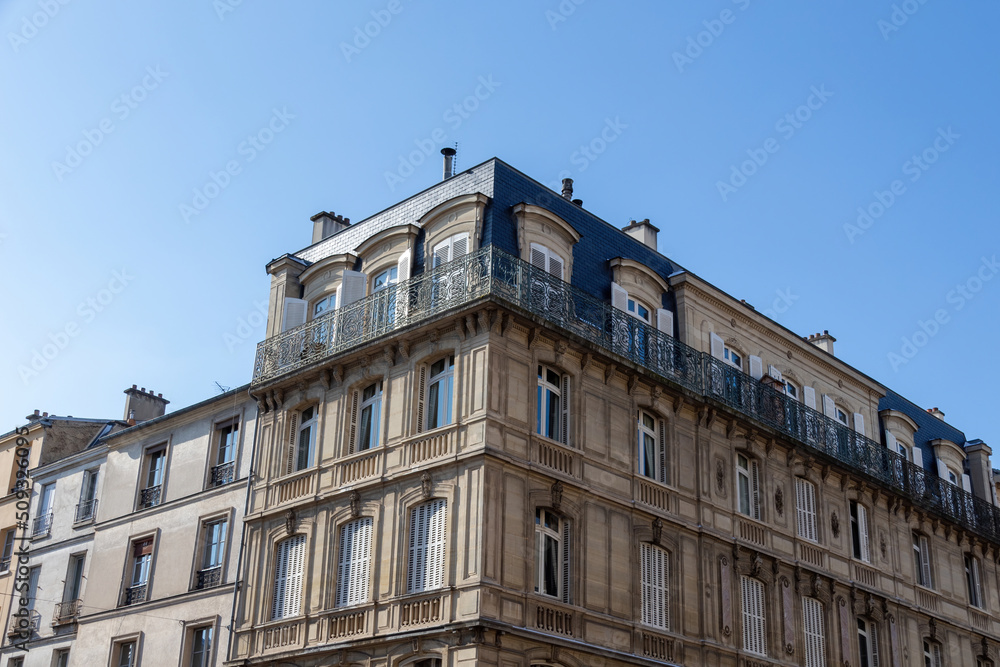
[{"left": 230, "top": 155, "right": 1000, "bottom": 667}]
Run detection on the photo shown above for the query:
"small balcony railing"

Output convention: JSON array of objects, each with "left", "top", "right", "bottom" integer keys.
[
  {"left": 75, "top": 498, "right": 98, "bottom": 524},
  {"left": 196, "top": 566, "right": 222, "bottom": 590},
  {"left": 52, "top": 599, "right": 81, "bottom": 625},
  {"left": 122, "top": 583, "right": 147, "bottom": 606},
  {"left": 31, "top": 513, "right": 52, "bottom": 538},
  {"left": 6, "top": 609, "right": 39, "bottom": 638},
  {"left": 138, "top": 485, "right": 161, "bottom": 509},
  {"left": 211, "top": 461, "right": 236, "bottom": 487}
]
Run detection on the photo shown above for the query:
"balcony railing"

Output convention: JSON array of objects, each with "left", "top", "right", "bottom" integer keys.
[
  {"left": 52, "top": 599, "right": 81, "bottom": 624},
  {"left": 122, "top": 583, "right": 147, "bottom": 606},
  {"left": 75, "top": 498, "right": 98, "bottom": 524},
  {"left": 31, "top": 513, "right": 52, "bottom": 538},
  {"left": 211, "top": 461, "right": 236, "bottom": 487},
  {"left": 138, "top": 485, "right": 161, "bottom": 509},
  {"left": 7, "top": 609, "right": 39, "bottom": 638},
  {"left": 196, "top": 566, "right": 222, "bottom": 590},
  {"left": 251, "top": 245, "right": 1000, "bottom": 545}
]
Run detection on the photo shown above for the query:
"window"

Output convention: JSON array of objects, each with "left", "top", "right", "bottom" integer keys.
[
  {"left": 802, "top": 597, "right": 826, "bottom": 667},
  {"left": 53, "top": 650, "right": 69, "bottom": 667},
  {"left": 795, "top": 478, "right": 818, "bottom": 542},
  {"left": 850, "top": 501, "right": 871, "bottom": 563},
  {"left": 140, "top": 448, "right": 165, "bottom": 508},
  {"left": 371, "top": 266, "right": 399, "bottom": 329},
  {"left": 196, "top": 518, "right": 227, "bottom": 589},
  {"left": 0, "top": 528, "right": 14, "bottom": 571},
  {"left": 190, "top": 626, "right": 213, "bottom": 667},
  {"left": 25, "top": 566, "right": 39, "bottom": 610},
  {"left": 408, "top": 500, "right": 447, "bottom": 593},
  {"left": 312, "top": 293, "right": 336, "bottom": 318},
  {"left": 431, "top": 233, "right": 470, "bottom": 304},
  {"left": 33, "top": 483, "right": 54, "bottom": 536},
  {"left": 857, "top": 618, "right": 880, "bottom": 667},
  {"left": 271, "top": 535, "right": 305, "bottom": 620},
  {"left": 923, "top": 639, "right": 942, "bottom": 667},
  {"left": 536, "top": 365, "right": 569, "bottom": 445},
  {"left": 432, "top": 233, "right": 469, "bottom": 267},
  {"left": 9, "top": 658, "right": 23, "bottom": 667},
  {"left": 422, "top": 356, "right": 454, "bottom": 431},
  {"left": 373, "top": 266, "right": 398, "bottom": 291},
  {"left": 897, "top": 442, "right": 911, "bottom": 461},
  {"left": 534, "top": 508, "right": 570, "bottom": 602},
  {"left": 336, "top": 517, "right": 372, "bottom": 606},
  {"left": 736, "top": 454, "right": 760, "bottom": 520},
  {"left": 913, "top": 533, "right": 933, "bottom": 588},
  {"left": 115, "top": 641, "right": 137, "bottom": 667},
  {"left": 627, "top": 297, "right": 651, "bottom": 322},
  {"left": 966, "top": 553, "right": 983, "bottom": 608},
  {"left": 836, "top": 408, "right": 849, "bottom": 426},
  {"left": 287, "top": 406, "right": 316, "bottom": 473},
  {"left": 637, "top": 411, "right": 667, "bottom": 483},
  {"left": 724, "top": 346, "right": 742, "bottom": 370},
  {"left": 948, "top": 469, "right": 958, "bottom": 486},
  {"left": 211, "top": 420, "right": 238, "bottom": 486},
  {"left": 350, "top": 382, "right": 383, "bottom": 453},
  {"left": 784, "top": 380, "right": 798, "bottom": 400},
  {"left": 741, "top": 575, "right": 767, "bottom": 656},
  {"left": 76, "top": 468, "right": 99, "bottom": 522},
  {"left": 529, "top": 243, "right": 565, "bottom": 279},
  {"left": 124, "top": 539, "right": 152, "bottom": 605},
  {"left": 640, "top": 543, "right": 669, "bottom": 630},
  {"left": 64, "top": 553, "right": 85, "bottom": 603}
]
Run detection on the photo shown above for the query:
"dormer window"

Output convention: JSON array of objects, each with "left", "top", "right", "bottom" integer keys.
[
  {"left": 784, "top": 381, "right": 798, "bottom": 400},
  {"left": 627, "top": 298, "right": 650, "bottom": 323},
  {"left": 373, "top": 267, "right": 397, "bottom": 291},
  {"left": 724, "top": 347, "right": 742, "bottom": 370},
  {"left": 313, "top": 294, "right": 336, "bottom": 318}
]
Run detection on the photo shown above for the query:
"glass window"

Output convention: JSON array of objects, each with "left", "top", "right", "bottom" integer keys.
[
  {"left": 197, "top": 518, "right": 228, "bottom": 590},
  {"left": 966, "top": 553, "right": 983, "bottom": 608},
  {"left": 534, "top": 508, "right": 570, "bottom": 602},
  {"left": 77, "top": 468, "right": 100, "bottom": 521},
  {"left": 0, "top": 529, "right": 14, "bottom": 572},
  {"left": 372, "top": 267, "right": 398, "bottom": 291},
  {"left": 116, "top": 641, "right": 136, "bottom": 667},
  {"left": 536, "top": 365, "right": 567, "bottom": 444},
  {"left": 913, "top": 533, "right": 933, "bottom": 588},
  {"left": 851, "top": 501, "right": 870, "bottom": 563},
  {"left": 723, "top": 346, "right": 742, "bottom": 370},
  {"left": 216, "top": 421, "right": 238, "bottom": 466},
  {"left": 357, "top": 382, "right": 383, "bottom": 451},
  {"left": 923, "top": 639, "right": 942, "bottom": 667},
  {"left": 53, "top": 649, "right": 69, "bottom": 667},
  {"left": 638, "top": 411, "right": 665, "bottom": 483},
  {"left": 784, "top": 381, "right": 798, "bottom": 400},
  {"left": 425, "top": 356, "right": 454, "bottom": 430},
  {"left": 190, "top": 626, "right": 213, "bottom": 667},
  {"left": 313, "top": 293, "right": 336, "bottom": 318},
  {"left": 293, "top": 406, "right": 317, "bottom": 471},
  {"left": 627, "top": 297, "right": 650, "bottom": 322},
  {"left": 858, "top": 618, "right": 879, "bottom": 667},
  {"left": 737, "top": 454, "right": 760, "bottom": 519}
]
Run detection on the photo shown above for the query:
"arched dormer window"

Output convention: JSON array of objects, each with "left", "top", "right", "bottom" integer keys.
[{"left": 514, "top": 204, "right": 580, "bottom": 283}]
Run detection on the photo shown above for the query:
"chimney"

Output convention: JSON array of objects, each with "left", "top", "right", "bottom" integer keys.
[
  {"left": 572, "top": 199, "right": 583, "bottom": 207},
  {"left": 24, "top": 409, "right": 41, "bottom": 422},
  {"left": 965, "top": 440, "right": 993, "bottom": 503},
  {"left": 561, "top": 178, "right": 574, "bottom": 200},
  {"left": 805, "top": 330, "right": 836, "bottom": 355},
  {"left": 441, "top": 147, "right": 456, "bottom": 180},
  {"left": 123, "top": 385, "right": 170, "bottom": 423},
  {"left": 927, "top": 407, "right": 946, "bottom": 420},
  {"left": 622, "top": 218, "right": 659, "bottom": 252},
  {"left": 311, "top": 211, "right": 351, "bottom": 244}
]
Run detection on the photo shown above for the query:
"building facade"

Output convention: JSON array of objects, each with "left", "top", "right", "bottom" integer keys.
[{"left": 231, "top": 157, "right": 1000, "bottom": 667}]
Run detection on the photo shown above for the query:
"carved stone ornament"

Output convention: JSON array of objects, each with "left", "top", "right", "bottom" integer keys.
[
  {"left": 284, "top": 509, "right": 296, "bottom": 535},
  {"left": 350, "top": 490, "right": 361, "bottom": 518},
  {"left": 716, "top": 459, "right": 726, "bottom": 494},
  {"left": 551, "top": 481, "right": 564, "bottom": 509},
  {"left": 831, "top": 511, "right": 840, "bottom": 538},
  {"left": 880, "top": 532, "right": 887, "bottom": 560},
  {"left": 652, "top": 518, "right": 663, "bottom": 545},
  {"left": 775, "top": 486, "right": 784, "bottom": 517},
  {"left": 421, "top": 472, "right": 432, "bottom": 498}
]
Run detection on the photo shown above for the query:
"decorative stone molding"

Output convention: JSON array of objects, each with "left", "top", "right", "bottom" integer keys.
[
  {"left": 551, "top": 481, "right": 564, "bottom": 510},
  {"left": 421, "top": 472, "right": 432, "bottom": 499},
  {"left": 350, "top": 491, "right": 361, "bottom": 518},
  {"left": 831, "top": 512, "right": 840, "bottom": 539}
]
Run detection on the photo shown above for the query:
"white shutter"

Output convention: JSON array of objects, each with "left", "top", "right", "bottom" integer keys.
[
  {"left": 396, "top": 250, "right": 411, "bottom": 282},
  {"left": 408, "top": 499, "right": 446, "bottom": 592},
  {"left": 347, "top": 390, "right": 359, "bottom": 454},
  {"left": 912, "top": 446, "right": 924, "bottom": 469},
  {"left": 340, "top": 270, "right": 367, "bottom": 307},
  {"left": 336, "top": 518, "right": 372, "bottom": 607},
  {"left": 427, "top": 500, "right": 446, "bottom": 590},
  {"left": 741, "top": 575, "right": 766, "bottom": 656},
  {"left": 415, "top": 365, "right": 426, "bottom": 433},
  {"left": 749, "top": 355, "right": 763, "bottom": 380},
  {"left": 933, "top": 643, "right": 941, "bottom": 667},
  {"left": 548, "top": 254, "right": 564, "bottom": 280},
  {"left": 962, "top": 473, "right": 972, "bottom": 492},
  {"left": 432, "top": 240, "right": 450, "bottom": 267},
  {"left": 282, "top": 298, "right": 307, "bottom": 332},
  {"left": 560, "top": 374, "right": 570, "bottom": 446},
  {"left": 803, "top": 386, "right": 816, "bottom": 410},
  {"left": 658, "top": 419, "right": 667, "bottom": 485},
  {"left": 822, "top": 394, "right": 836, "bottom": 417},
  {"left": 285, "top": 413, "right": 298, "bottom": 475},
  {"left": 710, "top": 332, "right": 725, "bottom": 360},
  {"left": 611, "top": 282, "right": 628, "bottom": 311},
  {"left": 751, "top": 460, "right": 761, "bottom": 521},
  {"left": 656, "top": 309, "right": 673, "bottom": 337},
  {"left": 853, "top": 413, "right": 865, "bottom": 436},
  {"left": 640, "top": 543, "right": 669, "bottom": 630},
  {"left": 796, "top": 478, "right": 817, "bottom": 542},
  {"left": 452, "top": 234, "right": 468, "bottom": 259},
  {"left": 870, "top": 621, "right": 880, "bottom": 667},
  {"left": 936, "top": 459, "right": 950, "bottom": 481},
  {"left": 802, "top": 597, "right": 826, "bottom": 667},
  {"left": 530, "top": 243, "right": 547, "bottom": 270},
  {"left": 561, "top": 519, "right": 571, "bottom": 604},
  {"left": 858, "top": 504, "right": 870, "bottom": 563},
  {"left": 885, "top": 430, "right": 898, "bottom": 451},
  {"left": 273, "top": 535, "right": 305, "bottom": 619},
  {"left": 767, "top": 365, "right": 782, "bottom": 382}
]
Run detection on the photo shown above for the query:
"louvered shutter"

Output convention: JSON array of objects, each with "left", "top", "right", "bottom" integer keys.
[
  {"left": 932, "top": 643, "right": 940, "bottom": 667},
  {"left": 912, "top": 446, "right": 924, "bottom": 470},
  {"left": 749, "top": 355, "right": 763, "bottom": 380},
  {"left": 548, "top": 254, "right": 564, "bottom": 280},
  {"left": 658, "top": 419, "right": 667, "bottom": 484},
  {"left": 452, "top": 234, "right": 468, "bottom": 259},
  {"left": 885, "top": 430, "right": 898, "bottom": 451},
  {"left": 396, "top": 250, "right": 411, "bottom": 282},
  {"left": 741, "top": 576, "right": 766, "bottom": 656},
  {"left": 407, "top": 503, "right": 422, "bottom": 592},
  {"left": 340, "top": 271, "right": 367, "bottom": 307},
  {"left": 822, "top": 394, "right": 836, "bottom": 417},
  {"left": 919, "top": 536, "right": 932, "bottom": 587},
  {"left": 273, "top": 535, "right": 305, "bottom": 619},
  {"left": 415, "top": 366, "right": 426, "bottom": 433},
  {"left": 561, "top": 519, "right": 571, "bottom": 604},
  {"left": 336, "top": 518, "right": 372, "bottom": 607},
  {"left": 858, "top": 504, "right": 870, "bottom": 562},
  {"left": 751, "top": 460, "right": 761, "bottom": 520},
  {"left": 426, "top": 500, "right": 446, "bottom": 590},
  {"left": 870, "top": 622, "right": 880, "bottom": 667},
  {"left": 432, "top": 240, "right": 450, "bottom": 267},
  {"left": 802, "top": 597, "right": 825, "bottom": 667},
  {"left": 853, "top": 413, "right": 865, "bottom": 436},
  {"left": 560, "top": 374, "right": 570, "bottom": 446},
  {"left": 348, "top": 390, "right": 359, "bottom": 454},
  {"left": 282, "top": 298, "right": 307, "bottom": 332},
  {"left": 530, "top": 244, "right": 546, "bottom": 270},
  {"left": 611, "top": 282, "right": 628, "bottom": 311},
  {"left": 285, "top": 414, "right": 298, "bottom": 475},
  {"left": 656, "top": 309, "right": 673, "bottom": 337},
  {"left": 710, "top": 332, "right": 725, "bottom": 360},
  {"left": 803, "top": 386, "right": 817, "bottom": 410},
  {"left": 640, "top": 543, "right": 669, "bottom": 630},
  {"left": 796, "top": 478, "right": 817, "bottom": 542},
  {"left": 408, "top": 500, "right": 446, "bottom": 592},
  {"left": 767, "top": 365, "right": 783, "bottom": 382}
]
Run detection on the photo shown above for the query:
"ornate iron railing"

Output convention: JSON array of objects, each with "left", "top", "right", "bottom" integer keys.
[
  {"left": 6, "top": 610, "right": 39, "bottom": 638},
  {"left": 122, "top": 583, "right": 147, "bottom": 606},
  {"left": 211, "top": 461, "right": 236, "bottom": 487},
  {"left": 250, "top": 245, "right": 1000, "bottom": 544},
  {"left": 75, "top": 498, "right": 98, "bottom": 523},
  {"left": 196, "top": 566, "right": 223, "bottom": 589},
  {"left": 139, "top": 485, "right": 161, "bottom": 509},
  {"left": 31, "top": 513, "right": 52, "bottom": 538},
  {"left": 52, "top": 599, "right": 81, "bottom": 624}
]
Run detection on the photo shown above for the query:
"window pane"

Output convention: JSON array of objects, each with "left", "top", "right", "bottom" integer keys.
[
  {"left": 543, "top": 534, "right": 559, "bottom": 596},
  {"left": 545, "top": 389, "right": 560, "bottom": 440},
  {"left": 427, "top": 381, "right": 440, "bottom": 430}
]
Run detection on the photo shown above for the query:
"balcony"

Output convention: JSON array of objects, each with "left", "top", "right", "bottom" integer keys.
[
  {"left": 31, "top": 513, "right": 52, "bottom": 538},
  {"left": 195, "top": 566, "right": 222, "bottom": 590},
  {"left": 138, "top": 485, "right": 161, "bottom": 509},
  {"left": 211, "top": 461, "right": 236, "bottom": 487},
  {"left": 74, "top": 498, "right": 98, "bottom": 524},
  {"left": 6, "top": 609, "right": 39, "bottom": 639},
  {"left": 122, "top": 583, "right": 147, "bottom": 606},
  {"left": 252, "top": 245, "right": 1000, "bottom": 546},
  {"left": 52, "top": 599, "right": 81, "bottom": 625}
]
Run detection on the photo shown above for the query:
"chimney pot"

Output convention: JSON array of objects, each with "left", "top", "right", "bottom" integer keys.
[
  {"left": 441, "top": 147, "right": 456, "bottom": 180},
  {"left": 561, "top": 178, "right": 574, "bottom": 200},
  {"left": 622, "top": 218, "right": 660, "bottom": 252},
  {"left": 311, "top": 211, "right": 351, "bottom": 244},
  {"left": 572, "top": 199, "right": 583, "bottom": 207}
]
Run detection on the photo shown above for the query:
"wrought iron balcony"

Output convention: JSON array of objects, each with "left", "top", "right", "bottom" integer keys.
[
  {"left": 138, "top": 485, "right": 161, "bottom": 509},
  {"left": 122, "top": 583, "right": 147, "bottom": 606},
  {"left": 196, "top": 565, "right": 222, "bottom": 590},
  {"left": 211, "top": 461, "right": 236, "bottom": 487},
  {"left": 74, "top": 498, "right": 98, "bottom": 524},
  {"left": 31, "top": 513, "right": 52, "bottom": 538},
  {"left": 52, "top": 599, "right": 81, "bottom": 625},
  {"left": 251, "top": 245, "right": 1000, "bottom": 545}
]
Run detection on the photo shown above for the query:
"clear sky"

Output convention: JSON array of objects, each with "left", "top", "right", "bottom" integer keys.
[{"left": 1, "top": 2, "right": 997, "bottom": 448}]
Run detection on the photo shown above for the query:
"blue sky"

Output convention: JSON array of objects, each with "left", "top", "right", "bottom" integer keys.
[{"left": 2, "top": 2, "right": 997, "bottom": 448}]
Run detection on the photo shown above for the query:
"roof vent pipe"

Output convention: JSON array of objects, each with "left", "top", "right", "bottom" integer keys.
[
  {"left": 561, "top": 178, "right": 574, "bottom": 200},
  {"left": 441, "top": 147, "right": 456, "bottom": 180}
]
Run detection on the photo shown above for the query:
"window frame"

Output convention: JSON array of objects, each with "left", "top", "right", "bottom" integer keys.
[
  {"left": 923, "top": 639, "right": 942, "bottom": 667},
  {"left": 536, "top": 364, "right": 570, "bottom": 446},
  {"left": 209, "top": 418, "right": 240, "bottom": 487},
  {"left": 187, "top": 624, "right": 214, "bottom": 667},
  {"left": 194, "top": 515, "right": 229, "bottom": 590},
  {"left": 966, "top": 552, "right": 984, "bottom": 608},
  {"left": 0, "top": 528, "right": 15, "bottom": 572},
  {"left": 63, "top": 552, "right": 86, "bottom": 603},
  {"left": 913, "top": 532, "right": 933, "bottom": 588},
  {"left": 637, "top": 410, "right": 667, "bottom": 484},
  {"left": 52, "top": 649, "right": 70, "bottom": 667},
  {"left": 292, "top": 405, "right": 317, "bottom": 472},
  {"left": 77, "top": 467, "right": 100, "bottom": 522},
  {"left": 850, "top": 500, "right": 871, "bottom": 563},
  {"left": 640, "top": 542, "right": 670, "bottom": 631},
  {"left": 351, "top": 381, "right": 384, "bottom": 453},
  {"left": 138, "top": 445, "right": 167, "bottom": 509},
  {"left": 123, "top": 536, "right": 154, "bottom": 606},
  {"left": 423, "top": 355, "right": 455, "bottom": 432},
  {"left": 736, "top": 453, "right": 761, "bottom": 520},
  {"left": 857, "top": 618, "right": 880, "bottom": 667},
  {"left": 113, "top": 639, "right": 139, "bottom": 667},
  {"left": 534, "top": 508, "right": 571, "bottom": 603},
  {"left": 723, "top": 345, "right": 743, "bottom": 370}
]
